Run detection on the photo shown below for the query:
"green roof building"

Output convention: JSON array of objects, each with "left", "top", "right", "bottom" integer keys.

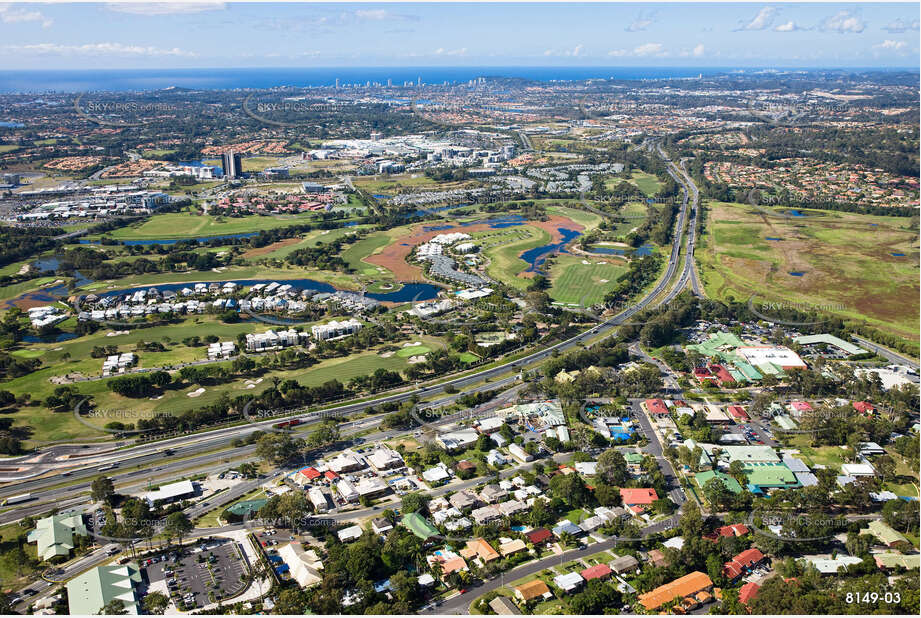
[
  {"left": 793, "top": 334, "right": 867, "bottom": 356},
  {"left": 401, "top": 512, "right": 440, "bottom": 540},
  {"left": 225, "top": 499, "right": 268, "bottom": 517},
  {"left": 687, "top": 332, "right": 746, "bottom": 357},
  {"left": 624, "top": 452, "right": 645, "bottom": 465},
  {"left": 744, "top": 463, "right": 799, "bottom": 493},
  {"left": 66, "top": 563, "right": 141, "bottom": 615},
  {"left": 27, "top": 513, "right": 88, "bottom": 561},
  {"left": 695, "top": 470, "right": 743, "bottom": 494},
  {"left": 874, "top": 552, "right": 920, "bottom": 570},
  {"left": 863, "top": 520, "right": 911, "bottom": 548}
]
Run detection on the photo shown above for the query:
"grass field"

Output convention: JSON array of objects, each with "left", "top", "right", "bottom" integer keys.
[
  {"left": 629, "top": 170, "right": 663, "bottom": 196},
  {"left": 697, "top": 201, "right": 919, "bottom": 338},
  {"left": 546, "top": 205, "right": 603, "bottom": 232},
  {"left": 396, "top": 344, "right": 432, "bottom": 357},
  {"left": 142, "top": 149, "right": 177, "bottom": 157},
  {"left": 340, "top": 231, "right": 398, "bottom": 277},
  {"left": 2, "top": 332, "right": 422, "bottom": 443},
  {"left": 96, "top": 212, "right": 310, "bottom": 241},
  {"left": 548, "top": 255, "right": 628, "bottom": 305},
  {"left": 0, "top": 144, "right": 20, "bottom": 153},
  {"left": 480, "top": 225, "right": 551, "bottom": 290}
]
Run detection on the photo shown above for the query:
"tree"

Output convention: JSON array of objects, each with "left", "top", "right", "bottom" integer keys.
[
  {"left": 549, "top": 473, "right": 592, "bottom": 508},
  {"left": 164, "top": 512, "right": 193, "bottom": 548},
  {"left": 254, "top": 433, "right": 304, "bottom": 466},
  {"left": 2, "top": 545, "right": 30, "bottom": 576},
  {"left": 98, "top": 600, "right": 127, "bottom": 615},
  {"left": 91, "top": 476, "right": 116, "bottom": 504},
  {"left": 597, "top": 449, "right": 629, "bottom": 486},
  {"left": 401, "top": 492, "right": 430, "bottom": 514},
  {"left": 142, "top": 592, "right": 169, "bottom": 615}
]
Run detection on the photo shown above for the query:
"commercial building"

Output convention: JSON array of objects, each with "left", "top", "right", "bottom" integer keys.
[
  {"left": 735, "top": 346, "right": 807, "bottom": 371},
  {"left": 278, "top": 542, "right": 324, "bottom": 588},
  {"left": 222, "top": 151, "right": 243, "bottom": 179},
  {"left": 66, "top": 564, "right": 141, "bottom": 615},
  {"left": 142, "top": 479, "right": 196, "bottom": 505},
  {"left": 28, "top": 514, "right": 88, "bottom": 561},
  {"left": 367, "top": 445, "right": 403, "bottom": 470}
]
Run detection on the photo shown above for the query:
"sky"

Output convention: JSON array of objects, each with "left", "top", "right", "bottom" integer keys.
[{"left": 0, "top": 1, "right": 918, "bottom": 70}]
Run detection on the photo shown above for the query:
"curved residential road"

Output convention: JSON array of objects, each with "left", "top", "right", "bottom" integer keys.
[{"left": 426, "top": 514, "right": 681, "bottom": 615}]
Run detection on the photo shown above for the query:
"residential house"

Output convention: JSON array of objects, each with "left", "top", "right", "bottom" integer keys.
[
  {"left": 553, "top": 572, "right": 585, "bottom": 594},
  {"left": 514, "top": 580, "right": 552, "bottom": 603}
]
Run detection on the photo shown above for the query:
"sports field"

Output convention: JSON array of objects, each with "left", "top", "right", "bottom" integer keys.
[
  {"left": 548, "top": 255, "right": 628, "bottom": 305},
  {"left": 697, "top": 201, "right": 919, "bottom": 338}
]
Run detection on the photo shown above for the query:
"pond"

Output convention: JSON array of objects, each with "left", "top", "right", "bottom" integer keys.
[
  {"left": 23, "top": 332, "right": 78, "bottom": 343},
  {"left": 585, "top": 243, "right": 654, "bottom": 257},
  {"left": 521, "top": 228, "right": 582, "bottom": 275}
]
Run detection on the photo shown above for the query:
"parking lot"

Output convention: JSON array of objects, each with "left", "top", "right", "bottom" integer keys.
[{"left": 142, "top": 539, "right": 247, "bottom": 610}]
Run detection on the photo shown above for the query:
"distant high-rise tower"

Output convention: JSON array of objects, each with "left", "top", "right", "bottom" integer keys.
[
  {"left": 335, "top": 78, "right": 340, "bottom": 89},
  {"left": 387, "top": 78, "right": 392, "bottom": 87},
  {"left": 417, "top": 76, "right": 421, "bottom": 87},
  {"left": 222, "top": 151, "right": 242, "bottom": 179}
]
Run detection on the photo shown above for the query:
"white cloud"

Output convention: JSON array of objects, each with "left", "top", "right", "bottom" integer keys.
[
  {"left": 543, "top": 44, "right": 585, "bottom": 57},
  {"left": 692, "top": 43, "right": 705, "bottom": 57},
  {"left": 3, "top": 42, "right": 196, "bottom": 57},
  {"left": 882, "top": 18, "right": 920, "bottom": 33},
  {"left": 774, "top": 21, "right": 804, "bottom": 32},
  {"left": 626, "top": 11, "right": 656, "bottom": 32},
  {"left": 434, "top": 47, "right": 467, "bottom": 57},
  {"left": 735, "top": 7, "right": 777, "bottom": 31},
  {"left": 0, "top": 3, "right": 53, "bottom": 27},
  {"left": 105, "top": 2, "right": 225, "bottom": 15},
  {"left": 633, "top": 42, "right": 665, "bottom": 57},
  {"left": 607, "top": 49, "right": 628, "bottom": 57},
  {"left": 820, "top": 10, "right": 866, "bottom": 34},
  {"left": 874, "top": 39, "right": 907, "bottom": 51},
  {"left": 351, "top": 9, "right": 418, "bottom": 23}
]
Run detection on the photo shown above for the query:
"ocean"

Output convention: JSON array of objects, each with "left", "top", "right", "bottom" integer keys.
[{"left": 0, "top": 66, "right": 729, "bottom": 94}]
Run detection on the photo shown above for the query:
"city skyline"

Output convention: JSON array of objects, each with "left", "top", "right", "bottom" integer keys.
[{"left": 0, "top": 2, "right": 919, "bottom": 70}]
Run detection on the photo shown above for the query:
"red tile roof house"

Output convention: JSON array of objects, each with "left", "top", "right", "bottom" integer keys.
[
  {"left": 709, "top": 364, "right": 736, "bottom": 385},
  {"left": 694, "top": 367, "right": 718, "bottom": 384},
  {"left": 581, "top": 564, "right": 612, "bottom": 582},
  {"left": 790, "top": 401, "right": 813, "bottom": 413},
  {"left": 644, "top": 399, "right": 669, "bottom": 415},
  {"left": 324, "top": 470, "right": 338, "bottom": 481},
  {"left": 299, "top": 467, "right": 321, "bottom": 481},
  {"left": 620, "top": 488, "right": 658, "bottom": 506},
  {"left": 705, "top": 524, "right": 750, "bottom": 541},
  {"left": 853, "top": 401, "right": 876, "bottom": 415},
  {"left": 525, "top": 528, "right": 553, "bottom": 545},
  {"left": 723, "top": 548, "right": 767, "bottom": 581},
  {"left": 727, "top": 405, "right": 750, "bottom": 421},
  {"left": 739, "top": 581, "right": 760, "bottom": 607}
]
